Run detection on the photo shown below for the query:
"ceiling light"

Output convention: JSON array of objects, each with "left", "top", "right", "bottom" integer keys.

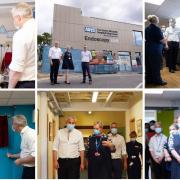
[
  {"left": 145, "top": 0, "right": 165, "bottom": 5},
  {"left": 92, "top": 92, "right": 99, "bottom": 103},
  {"left": 88, "top": 111, "right": 92, "bottom": 114}
]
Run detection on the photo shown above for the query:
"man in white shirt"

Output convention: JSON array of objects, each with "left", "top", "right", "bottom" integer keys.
[
  {"left": 49, "top": 42, "right": 62, "bottom": 85},
  {"left": 108, "top": 122, "right": 127, "bottom": 179},
  {"left": 165, "top": 18, "right": 180, "bottom": 73},
  {"left": 53, "top": 116, "right": 85, "bottom": 179},
  {"left": 149, "top": 122, "right": 167, "bottom": 179},
  {"left": 81, "top": 45, "right": 92, "bottom": 84},
  {"left": 7, "top": 115, "right": 35, "bottom": 179},
  {"left": 9, "top": 3, "right": 35, "bottom": 88}
]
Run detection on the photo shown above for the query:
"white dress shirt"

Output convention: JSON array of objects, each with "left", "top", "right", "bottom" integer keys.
[
  {"left": 165, "top": 27, "right": 180, "bottom": 42},
  {"left": 49, "top": 46, "right": 62, "bottom": 59},
  {"left": 20, "top": 126, "right": 36, "bottom": 167},
  {"left": 149, "top": 133, "right": 167, "bottom": 157},
  {"left": 9, "top": 18, "right": 35, "bottom": 81},
  {"left": 108, "top": 133, "right": 127, "bottom": 159},
  {"left": 53, "top": 128, "right": 85, "bottom": 159},
  {"left": 81, "top": 51, "right": 92, "bottom": 62}
]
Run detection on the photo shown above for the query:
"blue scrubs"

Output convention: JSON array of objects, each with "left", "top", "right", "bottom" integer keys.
[{"left": 145, "top": 24, "right": 164, "bottom": 84}]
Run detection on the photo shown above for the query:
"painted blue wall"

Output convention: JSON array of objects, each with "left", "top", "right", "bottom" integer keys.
[
  {"left": 41, "top": 46, "right": 124, "bottom": 73},
  {"left": 0, "top": 105, "right": 35, "bottom": 179},
  {"left": 41, "top": 46, "right": 82, "bottom": 73}
]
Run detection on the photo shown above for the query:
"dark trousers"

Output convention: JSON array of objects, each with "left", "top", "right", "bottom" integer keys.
[
  {"left": 151, "top": 160, "right": 168, "bottom": 179},
  {"left": 81, "top": 62, "right": 92, "bottom": 82},
  {"left": 15, "top": 81, "right": 35, "bottom": 88},
  {"left": 145, "top": 45, "right": 163, "bottom": 84},
  {"left": 167, "top": 41, "right": 179, "bottom": 71},
  {"left": 58, "top": 158, "right": 80, "bottom": 179},
  {"left": 50, "top": 59, "right": 60, "bottom": 83},
  {"left": 145, "top": 162, "right": 150, "bottom": 179},
  {"left": 22, "top": 166, "right": 35, "bottom": 179},
  {"left": 112, "top": 159, "right": 123, "bottom": 179}
]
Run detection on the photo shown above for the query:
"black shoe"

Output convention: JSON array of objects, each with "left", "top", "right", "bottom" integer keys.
[
  {"left": 51, "top": 82, "right": 54, "bottom": 85},
  {"left": 81, "top": 81, "right": 86, "bottom": 84},
  {"left": 154, "top": 80, "right": 167, "bottom": 86},
  {"left": 64, "top": 81, "right": 71, "bottom": 84},
  {"left": 54, "top": 82, "right": 60, "bottom": 84}
]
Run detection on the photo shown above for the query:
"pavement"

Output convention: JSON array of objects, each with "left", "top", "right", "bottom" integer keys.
[{"left": 37, "top": 72, "right": 143, "bottom": 89}]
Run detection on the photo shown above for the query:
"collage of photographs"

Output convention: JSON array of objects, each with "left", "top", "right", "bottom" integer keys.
[{"left": 0, "top": 0, "right": 180, "bottom": 179}]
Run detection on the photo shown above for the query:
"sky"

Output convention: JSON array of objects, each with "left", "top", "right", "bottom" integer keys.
[{"left": 37, "top": 0, "right": 143, "bottom": 34}]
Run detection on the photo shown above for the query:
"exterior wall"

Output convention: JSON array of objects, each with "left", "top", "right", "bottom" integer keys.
[
  {"left": 40, "top": 4, "right": 142, "bottom": 73},
  {"left": 52, "top": 4, "right": 142, "bottom": 57}
]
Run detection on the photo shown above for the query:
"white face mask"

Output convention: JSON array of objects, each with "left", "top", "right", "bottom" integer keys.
[{"left": 150, "top": 125, "right": 155, "bottom": 131}]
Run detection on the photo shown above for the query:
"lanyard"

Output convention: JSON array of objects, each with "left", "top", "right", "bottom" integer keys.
[
  {"left": 155, "top": 134, "right": 163, "bottom": 152},
  {"left": 95, "top": 137, "right": 102, "bottom": 152}
]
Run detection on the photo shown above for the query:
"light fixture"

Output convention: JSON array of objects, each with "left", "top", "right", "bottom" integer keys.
[
  {"left": 145, "top": 0, "right": 165, "bottom": 5},
  {"left": 145, "top": 89, "right": 163, "bottom": 95},
  {"left": 88, "top": 111, "right": 92, "bottom": 114},
  {"left": 92, "top": 92, "right": 99, "bottom": 103}
]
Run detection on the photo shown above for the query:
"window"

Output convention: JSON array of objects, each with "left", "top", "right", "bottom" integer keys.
[
  {"left": 117, "top": 51, "right": 132, "bottom": 71},
  {"left": 133, "top": 31, "right": 142, "bottom": 46}
]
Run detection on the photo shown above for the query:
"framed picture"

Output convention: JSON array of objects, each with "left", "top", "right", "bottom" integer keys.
[
  {"left": 136, "top": 119, "right": 142, "bottom": 137},
  {"left": 49, "top": 121, "right": 53, "bottom": 141}
]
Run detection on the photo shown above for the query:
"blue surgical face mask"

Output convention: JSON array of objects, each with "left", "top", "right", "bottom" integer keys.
[
  {"left": 94, "top": 129, "right": 100, "bottom": 135},
  {"left": 178, "top": 123, "right": 180, "bottom": 129},
  {"left": 155, "top": 127, "right": 162, "bottom": 134},
  {"left": 111, "top": 128, "right": 117, "bottom": 135},
  {"left": 67, "top": 124, "right": 75, "bottom": 131}
]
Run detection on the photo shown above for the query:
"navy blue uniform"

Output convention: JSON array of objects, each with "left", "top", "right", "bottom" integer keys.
[
  {"left": 87, "top": 134, "right": 112, "bottom": 179},
  {"left": 145, "top": 24, "right": 164, "bottom": 84},
  {"left": 168, "top": 133, "right": 180, "bottom": 179},
  {"left": 62, "top": 51, "right": 74, "bottom": 70},
  {"left": 126, "top": 141, "right": 142, "bottom": 179}
]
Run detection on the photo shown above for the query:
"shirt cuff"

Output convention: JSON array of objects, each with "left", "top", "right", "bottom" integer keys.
[
  {"left": 31, "top": 151, "right": 35, "bottom": 157},
  {"left": 9, "top": 62, "right": 24, "bottom": 72}
]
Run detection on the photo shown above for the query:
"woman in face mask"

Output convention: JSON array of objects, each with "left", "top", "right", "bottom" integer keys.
[
  {"left": 168, "top": 117, "right": 180, "bottom": 179},
  {"left": 87, "top": 121, "right": 115, "bottom": 179},
  {"left": 126, "top": 131, "right": 142, "bottom": 179}
]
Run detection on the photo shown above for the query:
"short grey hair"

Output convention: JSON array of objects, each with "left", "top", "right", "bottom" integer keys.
[
  {"left": 11, "top": 2, "right": 32, "bottom": 18},
  {"left": 169, "top": 18, "right": 176, "bottom": 23},
  {"left": 94, "top": 121, "right": 103, "bottom": 128},
  {"left": 12, "top": 115, "right": 27, "bottom": 127},
  {"left": 66, "top": 116, "right": 76, "bottom": 123}
]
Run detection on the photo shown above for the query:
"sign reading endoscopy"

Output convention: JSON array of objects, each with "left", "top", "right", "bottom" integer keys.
[{"left": 84, "top": 36, "right": 109, "bottom": 43}]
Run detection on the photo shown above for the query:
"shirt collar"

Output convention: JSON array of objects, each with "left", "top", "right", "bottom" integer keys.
[
  {"left": 21, "top": 126, "right": 29, "bottom": 135},
  {"left": 22, "top": 18, "right": 34, "bottom": 29},
  {"left": 155, "top": 133, "right": 162, "bottom": 137}
]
